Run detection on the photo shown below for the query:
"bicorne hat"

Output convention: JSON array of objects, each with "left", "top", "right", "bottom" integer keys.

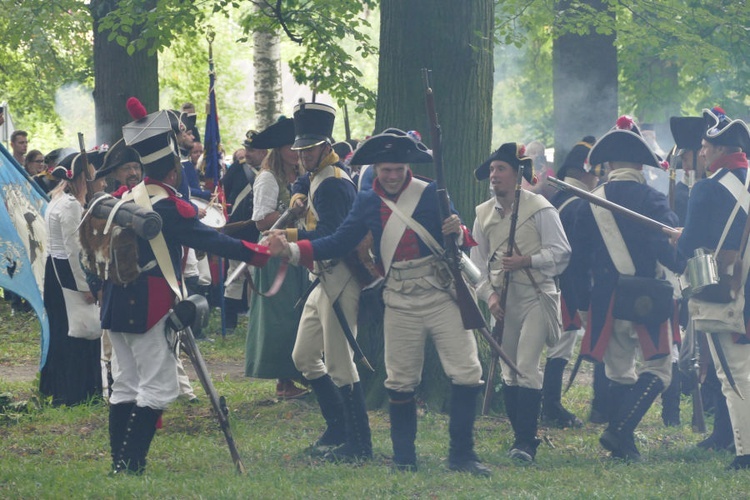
[
  {"left": 475, "top": 142, "right": 534, "bottom": 184},
  {"left": 557, "top": 136, "right": 596, "bottom": 180},
  {"left": 670, "top": 116, "right": 705, "bottom": 154},
  {"left": 95, "top": 139, "right": 142, "bottom": 180},
  {"left": 588, "top": 115, "right": 664, "bottom": 168},
  {"left": 349, "top": 128, "right": 432, "bottom": 166},
  {"left": 703, "top": 107, "right": 750, "bottom": 150},
  {"left": 251, "top": 117, "right": 296, "bottom": 150},
  {"left": 243, "top": 129, "right": 262, "bottom": 150},
  {"left": 291, "top": 101, "right": 336, "bottom": 151},
  {"left": 50, "top": 152, "right": 85, "bottom": 181}
]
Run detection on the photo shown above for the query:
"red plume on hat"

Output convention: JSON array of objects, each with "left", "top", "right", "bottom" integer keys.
[
  {"left": 126, "top": 97, "right": 148, "bottom": 120},
  {"left": 616, "top": 115, "right": 636, "bottom": 131}
]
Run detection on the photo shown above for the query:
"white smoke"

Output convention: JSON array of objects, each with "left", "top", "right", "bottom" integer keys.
[{"left": 54, "top": 83, "right": 97, "bottom": 149}]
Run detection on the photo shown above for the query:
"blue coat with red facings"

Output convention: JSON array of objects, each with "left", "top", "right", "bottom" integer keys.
[
  {"left": 296, "top": 172, "right": 471, "bottom": 268},
  {"left": 101, "top": 179, "right": 270, "bottom": 334},
  {"left": 677, "top": 166, "right": 750, "bottom": 341},
  {"left": 550, "top": 189, "right": 590, "bottom": 330},
  {"left": 571, "top": 178, "right": 685, "bottom": 362},
  {"left": 291, "top": 164, "right": 358, "bottom": 241}
]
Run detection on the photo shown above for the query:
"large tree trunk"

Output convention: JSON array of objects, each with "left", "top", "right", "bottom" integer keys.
[
  {"left": 552, "top": 0, "right": 618, "bottom": 167},
  {"left": 253, "top": 4, "right": 282, "bottom": 130},
  {"left": 364, "top": 0, "right": 494, "bottom": 412},
  {"left": 90, "top": 0, "right": 159, "bottom": 146}
]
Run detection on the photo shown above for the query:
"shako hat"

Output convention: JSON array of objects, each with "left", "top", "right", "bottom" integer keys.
[
  {"left": 475, "top": 142, "right": 535, "bottom": 184},
  {"left": 122, "top": 97, "right": 179, "bottom": 175},
  {"left": 251, "top": 117, "right": 296, "bottom": 150},
  {"left": 291, "top": 101, "right": 336, "bottom": 151},
  {"left": 95, "top": 138, "right": 142, "bottom": 180},
  {"left": 557, "top": 136, "right": 596, "bottom": 180},
  {"left": 588, "top": 115, "right": 664, "bottom": 168},
  {"left": 670, "top": 116, "right": 705, "bottom": 154},
  {"left": 349, "top": 128, "right": 432, "bottom": 166},
  {"left": 703, "top": 107, "right": 750, "bottom": 150}
]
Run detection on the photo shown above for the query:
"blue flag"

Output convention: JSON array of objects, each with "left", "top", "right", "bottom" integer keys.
[
  {"left": 204, "top": 65, "right": 221, "bottom": 188},
  {"left": 0, "top": 143, "right": 50, "bottom": 369}
]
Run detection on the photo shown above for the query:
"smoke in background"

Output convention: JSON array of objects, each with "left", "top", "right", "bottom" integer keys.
[{"left": 54, "top": 83, "right": 97, "bottom": 150}]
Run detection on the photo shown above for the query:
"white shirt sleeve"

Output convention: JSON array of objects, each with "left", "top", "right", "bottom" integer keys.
[
  {"left": 251, "top": 170, "right": 280, "bottom": 221},
  {"left": 529, "top": 206, "right": 571, "bottom": 277},
  {"left": 59, "top": 196, "right": 89, "bottom": 292},
  {"left": 469, "top": 217, "right": 494, "bottom": 304}
]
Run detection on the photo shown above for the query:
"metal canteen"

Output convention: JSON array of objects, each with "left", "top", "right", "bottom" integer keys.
[
  {"left": 683, "top": 248, "right": 720, "bottom": 298},
  {"left": 459, "top": 252, "right": 483, "bottom": 287}
]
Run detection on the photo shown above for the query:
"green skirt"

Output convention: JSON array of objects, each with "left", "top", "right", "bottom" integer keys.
[{"left": 244, "top": 256, "right": 310, "bottom": 379}]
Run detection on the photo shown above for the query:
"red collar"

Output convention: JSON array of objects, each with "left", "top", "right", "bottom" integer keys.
[
  {"left": 373, "top": 169, "right": 413, "bottom": 199},
  {"left": 708, "top": 152, "right": 748, "bottom": 174}
]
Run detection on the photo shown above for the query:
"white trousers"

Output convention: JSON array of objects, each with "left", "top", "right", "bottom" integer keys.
[
  {"left": 603, "top": 318, "right": 672, "bottom": 388},
  {"left": 382, "top": 284, "right": 482, "bottom": 393},
  {"left": 109, "top": 316, "right": 180, "bottom": 409},
  {"left": 707, "top": 333, "right": 750, "bottom": 456},
  {"left": 293, "top": 278, "right": 360, "bottom": 387}
]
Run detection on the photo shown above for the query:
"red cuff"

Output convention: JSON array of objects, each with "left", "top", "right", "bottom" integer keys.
[
  {"left": 461, "top": 226, "right": 477, "bottom": 248},
  {"left": 242, "top": 240, "right": 272, "bottom": 267},
  {"left": 297, "top": 240, "right": 315, "bottom": 271}
]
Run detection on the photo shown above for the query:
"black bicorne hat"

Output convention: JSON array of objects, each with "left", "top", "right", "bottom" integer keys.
[
  {"left": 349, "top": 128, "right": 432, "bottom": 166},
  {"left": 557, "top": 136, "right": 596, "bottom": 180},
  {"left": 95, "top": 139, "right": 142, "bottom": 180},
  {"left": 332, "top": 140, "right": 358, "bottom": 160},
  {"left": 251, "top": 117, "right": 296, "bottom": 150},
  {"left": 475, "top": 142, "right": 534, "bottom": 184},
  {"left": 243, "top": 129, "right": 263, "bottom": 150},
  {"left": 291, "top": 101, "right": 336, "bottom": 151},
  {"left": 588, "top": 115, "right": 664, "bottom": 168},
  {"left": 166, "top": 109, "right": 196, "bottom": 135},
  {"left": 703, "top": 107, "right": 750, "bottom": 150},
  {"left": 50, "top": 152, "right": 86, "bottom": 181},
  {"left": 670, "top": 116, "right": 705, "bottom": 153}
]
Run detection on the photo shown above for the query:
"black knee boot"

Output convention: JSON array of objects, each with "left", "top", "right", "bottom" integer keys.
[
  {"left": 510, "top": 387, "right": 542, "bottom": 463},
  {"left": 388, "top": 390, "right": 417, "bottom": 471},
  {"left": 661, "top": 362, "right": 681, "bottom": 427},
  {"left": 113, "top": 405, "right": 162, "bottom": 474},
  {"left": 600, "top": 373, "right": 665, "bottom": 462},
  {"left": 590, "top": 362, "right": 611, "bottom": 424},
  {"left": 503, "top": 383, "right": 519, "bottom": 433},
  {"left": 542, "top": 357, "right": 583, "bottom": 428},
  {"left": 307, "top": 374, "right": 346, "bottom": 454},
  {"left": 447, "top": 384, "right": 490, "bottom": 476},
  {"left": 325, "top": 382, "right": 372, "bottom": 462},
  {"left": 109, "top": 402, "right": 136, "bottom": 470}
]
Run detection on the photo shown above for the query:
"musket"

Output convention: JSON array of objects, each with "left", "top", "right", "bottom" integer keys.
[
  {"left": 421, "top": 69, "right": 522, "bottom": 398},
  {"left": 78, "top": 132, "right": 96, "bottom": 203},
  {"left": 690, "top": 322, "right": 706, "bottom": 433},
  {"left": 547, "top": 176, "right": 677, "bottom": 233},
  {"left": 179, "top": 323, "right": 246, "bottom": 474},
  {"left": 224, "top": 207, "right": 296, "bottom": 288},
  {"left": 482, "top": 162, "right": 525, "bottom": 415},
  {"left": 667, "top": 145, "right": 677, "bottom": 210}
]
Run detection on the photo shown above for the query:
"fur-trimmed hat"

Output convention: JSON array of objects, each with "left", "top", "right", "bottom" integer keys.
[
  {"left": 291, "top": 101, "right": 336, "bottom": 151},
  {"left": 670, "top": 116, "right": 704, "bottom": 153},
  {"left": 349, "top": 128, "right": 432, "bottom": 166},
  {"left": 703, "top": 107, "right": 750, "bottom": 150},
  {"left": 557, "top": 136, "right": 596, "bottom": 180},
  {"left": 475, "top": 142, "right": 534, "bottom": 184},
  {"left": 251, "top": 117, "right": 296, "bottom": 150},
  {"left": 588, "top": 115, "right": 664, "bottom": 168}
]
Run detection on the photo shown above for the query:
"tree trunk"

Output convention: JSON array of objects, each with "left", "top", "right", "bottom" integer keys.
[
  {"left": 90, "top": 0, "right": 159, "bottom": 146},
  {"left": 365, "top": 0, "right": 494, "bottom": 412},
  {"left": 253, "top": 4, "right": 282, "bottom": 131},
  {"left": 552, "top": 0, "right": 618, "bottom": 167}
]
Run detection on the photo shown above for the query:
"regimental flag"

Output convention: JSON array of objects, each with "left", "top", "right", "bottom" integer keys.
[
  {"left": 0, "top": 142, "right": 50, "bottom": 368},
  {"left": 204, "top": 54, "right": 224, "bottom": 209}
]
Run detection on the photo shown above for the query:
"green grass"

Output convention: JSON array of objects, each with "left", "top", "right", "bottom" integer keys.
[{"left": 2, "top": 300, "right": 750, "bottom": 498}]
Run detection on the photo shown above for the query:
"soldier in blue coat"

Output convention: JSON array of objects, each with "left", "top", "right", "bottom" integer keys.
[
  {"left": 100, "top": 98, "right": 271, "bottom": 475},
  {"left": 571, "top": 116, "right": 685, "bottom": 461},
  {"left": 674, "top": 108, "right": 750, "bottom": 470}
]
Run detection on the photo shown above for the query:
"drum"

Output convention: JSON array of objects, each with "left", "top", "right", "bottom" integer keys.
[
  {"left": 683, "top": 248, "right": 720, "bottom": 298},
  {"left": 191, "top": 198, "right": 226, "bottom": 228}
]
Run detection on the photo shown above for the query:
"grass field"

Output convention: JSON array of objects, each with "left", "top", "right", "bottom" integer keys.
[{"left": 1, "top": 300, "right": 749, "bottom": 499}]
